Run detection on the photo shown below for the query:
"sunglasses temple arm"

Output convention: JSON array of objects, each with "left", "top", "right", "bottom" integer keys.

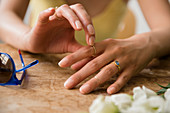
[
  {"left": 18, "top": 49, "right": 25, "bottom": 67},
  {"left": 16, "top": 60, "right": 39, "bottom": 73}
]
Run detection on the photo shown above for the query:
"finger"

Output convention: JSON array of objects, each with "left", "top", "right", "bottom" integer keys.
[
  {"left": 71, "top": 57, "right": 92, "bottom": 71},
  {"left": 37, "top": 7, "right": 55, "bottom": 25},
  {"left": 59, "top": 46, "right": 94, "bottom": 67},
  {"left": 56, "top": 4, "right": 83, "bottom": 30},
  {"left": 58, "top": 43, "right": 104, "bottom": 67},
  {"left": 79, "top": 60, "right": 120, "bottom": 94},
  {"left": 70, "top": 3, "right": 95, "bottom": 45},
  {"left": 67, "top": 41, "right": 83, "bottom": 52},
  {"left": 107, "top": 68, "right": 133, "bottom": 94},
  {"left": 64, "top": 53, "right": 115, "bottom": 89}
]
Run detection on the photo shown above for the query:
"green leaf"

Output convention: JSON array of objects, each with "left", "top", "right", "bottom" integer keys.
[
  {"left": 156, "top": 83, "right": 170, "bottom": 96},
  {"left": 156, "top": 88, "right": 167, "bottom": 95},
  {"left": 156, "top": 83, "right": 170, "bottom": 89}
]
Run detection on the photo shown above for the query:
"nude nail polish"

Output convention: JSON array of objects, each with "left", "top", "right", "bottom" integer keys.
[
  {"left": 48, "top": 7, "right": 54, "bottom": 11},
  {"left": 75, "top": 20, "right": 82, "bottom": 29},
  {"left": 108, "top": 87, "right": 116, "bottom": 94},
  {"left": 80, "top": 84, "right": 90, "bottom": 94},
  {"left": 89, "top": 36, "right": 95, "bottom": 46},
  {"left": 58, "top": 57, "right": 68, "bottom": 67},
  {"left": 87, "top": 24, "right": 95, "bottom": 35},
  {"left": 64, "top": 78, "right": 74, "bottom": 88}
]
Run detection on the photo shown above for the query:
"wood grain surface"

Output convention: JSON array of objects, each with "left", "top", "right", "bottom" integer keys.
[{"left": 0, "top": 44, "right": 170, "bottom": 113}]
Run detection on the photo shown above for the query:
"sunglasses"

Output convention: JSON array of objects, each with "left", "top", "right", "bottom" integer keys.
[{"left": 0, "top": 50, "right": 39, "bottom": 86}]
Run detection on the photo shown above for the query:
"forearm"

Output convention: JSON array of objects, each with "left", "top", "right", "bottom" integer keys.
[
  {"left": 0, "top": 0, "right": 30, "bottom": 50},
  {"left": 0, "top": 10, "right": 31, "bottom": 50},
  {"left": 138, "top": 0, "right": 170, "bottom": 58},
  {"left": 150, "top": 28, "right": 170, "bottom": 58}
]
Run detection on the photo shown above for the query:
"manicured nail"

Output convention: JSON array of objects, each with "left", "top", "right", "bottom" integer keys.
[
  {"left": 87, "top": 24, "right": 95, "bottom": 35},
  {"left": 89, "top": 36, "right": 95, "bottom": 46},
  {"left": 75, "top": 20, "right": 82, "bottom": 29},
  {"left": 44, "top": 8, "right": 53, "bottom": 13},
  {"left": 48, "top": 7, "right": 54, "bottom": 11},
  {"left": 80, "top": 84, "right": 90, "bottom": 94},
  {"left": 107, "top": 87, "right": 116, "bottom": 94},
  {"left": 58, "top": 57, "right": 68, "bottom": 67},
  {"left": 64, "top": 78, "right": 74, "bottom": 88}
]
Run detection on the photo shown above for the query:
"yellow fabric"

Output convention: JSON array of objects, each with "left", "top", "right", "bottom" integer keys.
[{"left": 29, "top": 0, "right": 127, "bottom": 45}]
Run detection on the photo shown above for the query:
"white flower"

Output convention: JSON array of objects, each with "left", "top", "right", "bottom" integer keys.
[
  {"left": 164, "top": 88, "right": 170, "bottom": 113},
  {"left": 105, "top": 94, "right": 132, "bottom": 112},
  {"left": 133, "top": 86, "right": 147, "bottom": 100},
  {"left": 164, "top": 88, "right": 170, "bottom": 100},
  {"left": 125, "top": 105, "right": 152, "bottom": 113},
  {"left": 147, "top": 96, "right": 165, "bottom": 112},
  {"left": 89, "top": 86, "right": 170, "bottom": 113},
  {"left": 129, "top": 86, "right": 165, "bottom": 113},
  {"left": 89, "top": 95, "right": 119, "bottom": 113},
  {"left": 142, "top": 86, "right": 157, "bottom": 98},
  {"left": 133, "top": 86, "right": 157, "bottom": 101}
]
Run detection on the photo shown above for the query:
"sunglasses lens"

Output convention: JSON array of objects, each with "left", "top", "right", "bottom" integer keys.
[{"left": 0, "top": 54, "right": 13, "bottom": 83}]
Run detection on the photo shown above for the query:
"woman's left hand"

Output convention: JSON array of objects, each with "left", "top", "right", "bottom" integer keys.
[{"left": 59, "top": 33, "right": 158, "bottom": 94}]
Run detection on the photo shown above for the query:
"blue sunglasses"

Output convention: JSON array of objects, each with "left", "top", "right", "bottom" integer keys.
[{"left": 0, "top": 50, "right": 39, "bottom": 86}]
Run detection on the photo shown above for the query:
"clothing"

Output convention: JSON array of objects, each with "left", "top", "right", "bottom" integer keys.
[{"left": 29, "top": 0, "right": 127, "bottom": 45}]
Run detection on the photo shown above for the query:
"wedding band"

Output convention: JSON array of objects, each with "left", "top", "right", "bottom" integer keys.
[
  {"left": 113, "top": 60, "right": 120, "bottom": 72},
  {"left": 92, "top": 45, "right": 96, "bottom": 57}
]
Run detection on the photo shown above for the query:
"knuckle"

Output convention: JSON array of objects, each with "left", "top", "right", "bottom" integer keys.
[
  {"left": 83, "top": 46, "right": 92, "bottom": 56},
  {"left": 112, "top": 46, "right": 125, "bottom": 55},
  {"left": 114, "top": 83, "right": 121, "bottom": 91},
  {"left": 122, "top": 75, "right": 129, "bottom": 82},
  {"left": 74, "top": 3, "right": 83, "bottom": 8},
  {"left": 104, "top": 67, "right": 113, "bottom": 75},
  {"left": 61, "top": 4, "right": 69, "bottom": 8},
  {"left": 90, "top": 61, "right": 99, "bottom": 69}
]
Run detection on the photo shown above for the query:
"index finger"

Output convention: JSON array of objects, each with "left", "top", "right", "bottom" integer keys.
[
  {"left": 56, "top": 4, "right": 83, "bottom": 30},
  {"left": 70, "top": 3, "right": 95, "bottom": 46}
]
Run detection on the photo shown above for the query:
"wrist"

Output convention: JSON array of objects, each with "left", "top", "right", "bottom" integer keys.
[
  {"left": 21, "top": 28, "right": 32, "bottom": 52},
  {"left": 130, "top": 32, "right": 160, "bottom": 59},
  {"left": 147, "top": 31, "right": 161, "bottom": 58}
]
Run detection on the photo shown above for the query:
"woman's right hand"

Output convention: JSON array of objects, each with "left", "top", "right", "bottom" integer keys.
[{"left": 24, "top": 3, "right": 95, "bottom": 53}]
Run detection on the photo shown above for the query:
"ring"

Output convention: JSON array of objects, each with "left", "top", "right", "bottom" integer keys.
[
  {"left": 113, "top": 60, "right": 120, "bottom": 72},
  {"left": 91, "top": 45, "right": 96, "bottom": 57}
]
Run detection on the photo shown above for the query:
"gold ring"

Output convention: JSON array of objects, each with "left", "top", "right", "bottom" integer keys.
[
  {"left": 91, "top": 45, "right": 96, "bottom": 57},
  {"left": 113, "top": 60, "right": 120, "bottom": 72}
]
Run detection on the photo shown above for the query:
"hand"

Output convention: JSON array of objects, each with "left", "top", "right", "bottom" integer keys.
[
  {"left": 24, "top": 4, "right": 95, "bottom": 53},
  {"left": 59, "top": 33, "right": 157, "bottom": 94}
]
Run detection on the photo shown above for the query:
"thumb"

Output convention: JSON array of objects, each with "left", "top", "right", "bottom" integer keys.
[{"left": 37, "top": 7, "right": 55, "bottom": 25}]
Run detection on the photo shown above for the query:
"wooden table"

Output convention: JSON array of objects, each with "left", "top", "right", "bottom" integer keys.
[{"left": 0, "top": 44, "right": 170, "bottom": 113}]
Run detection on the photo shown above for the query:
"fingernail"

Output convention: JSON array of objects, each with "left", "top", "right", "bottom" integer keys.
[
  {"left": 48, "top": 7, "right": 54, "bottom": 11},
  {"left": 45, "top": 8, "right": 53, "bottom": 13},
  {"left": 89, "top": 36, "right": 95, "bottom": 46},
  {"left": 75, "top": 20, "right": 82, "bottom": 29},
  {"left": 80, "top": 84, "right": 90, "bottom": 94},
  {"left": 64, "top": 78, "right": 74, "bottom": 88},
  {"left": 87, "top": 24, "right": 95, "bottom": 35},
  {"left": 58, "top": 57, "right": 68, "bottom": 67},
  {"left": 107, "top": 87, "right": 116, "bottom": 94}
]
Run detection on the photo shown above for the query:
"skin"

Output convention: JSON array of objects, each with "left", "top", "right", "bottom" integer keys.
[
  {"left": 59, "top": 0, "right": 170, "bottom": 94},
  {"left": 0, "top": 0, "right": 96, "bottom": 53},
  {"left": 0, "top": 0, "right": 170, "bottom": 95}
]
